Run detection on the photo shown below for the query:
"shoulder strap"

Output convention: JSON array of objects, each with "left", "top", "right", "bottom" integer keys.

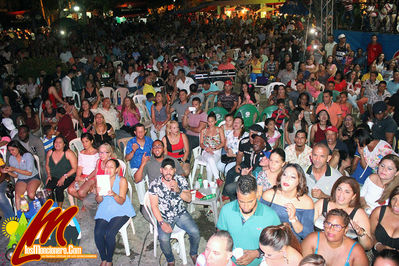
[
  {"left": 165, "top": 135, "right": 173, "bottom": 152},
  {"left": 348, "top": 207, "right": 358, "bottom": 220},
  {"left": 378, "top": 205, "right": 387, "bottom": 223},
  {"left": 315, "top": 231, "right": 320, "bottom": 254},
  {"left": 322, "top": 198, "right": 328, "bottom": 216},
  {"left": 269, "top": 189, "right": 277, "bottom": 207},
  {"left": 346, "top": 242, "right": 357, "bottom": 264}
]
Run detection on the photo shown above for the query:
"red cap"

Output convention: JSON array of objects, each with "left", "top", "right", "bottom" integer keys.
[
  {"left": 199, "top": 58, "right": 205, "bottom": 63},
  {"left": 326, "top": 126, "right": 338, "bottom": 133},
  {"left": 224, "top": 80, "right": 233, "bottom": 85}
]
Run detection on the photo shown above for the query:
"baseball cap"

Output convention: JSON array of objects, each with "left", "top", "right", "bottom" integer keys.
[
  {"left": 249, "top": 124, "right": 264, "bottom": 133},
  {"left": 338, "top": 34, "right": 346, "bottom": 39},
  {"left": 373, "top": 101, "right": 387, "bottom": 115},
  {"left": 251, "top": 133, "right": 267, "bottom": 143},
  {"left": 326, "top": 126, "right": 338, "bottom": 133},
  {"left": 161, "top": 158, "right": 175, "bottom": 168},
  {"left": 224, "top": 80, "right": 232, "bottom": 86}
]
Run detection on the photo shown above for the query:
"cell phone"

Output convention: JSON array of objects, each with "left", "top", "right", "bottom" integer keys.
[{"left": 188, "top": 107, "right": 196, "bottom": 114}]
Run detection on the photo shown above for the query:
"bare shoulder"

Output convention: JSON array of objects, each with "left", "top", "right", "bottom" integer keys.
[
  {"left": 297, "top": 194, "right": 314, "bottom": 209},
  {"left": 262, "top": 188, "right": 275, "bottom": 202},
  {"left": 287, "top": 246, "right": 303, "bottom": 264}
]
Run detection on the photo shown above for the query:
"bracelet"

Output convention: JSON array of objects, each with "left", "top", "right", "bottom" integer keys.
[
  {"left": 289, "top": 216, "right": 298, "bottom": 223},
  {"left": 374, "top": 242, "right": 382, "bottom": 251},
  {"left": 357, "top": 227, "right": 366, "bottom": 237}
]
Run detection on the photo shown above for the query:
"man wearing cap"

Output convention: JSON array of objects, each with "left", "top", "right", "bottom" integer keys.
[
  {"left": 316, "top": 90, "right": 343, "bottom": 128},
  {"left": 372, "top": 101, "right": 397, "bottom": 146},
  {"left": 176, "top": 69, "right": 195, "bottom": 94},
  {"left": 368, "top": 81, "right": 391, "bottom": 119},
  {"left": 304, "top": 142, "right": 342, "bottom": 202},
  {"left": 224, "top": 129, "right": 271, "bottom": 200},
  {"left": 217, "top": 80, "right": 238, "bottom": 112},
  {"left": 321, "top": 126, "right": 348, "bottom": 154},
  {"left": 333, "top": 34, "right": 351, "bottom": 71},
  {"left": 149, "top": 158, "right": 200, "bottom": 265}
]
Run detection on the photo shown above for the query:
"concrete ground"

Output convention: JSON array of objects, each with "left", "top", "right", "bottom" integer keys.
[{"left": 0, "top": 186, "right": 219, "bottom": 266}]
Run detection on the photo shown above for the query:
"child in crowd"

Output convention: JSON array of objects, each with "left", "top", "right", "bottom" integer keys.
[
  {"left": 41, "top": 125, "right": 57, "bottom": 152},
  {"left": 339, "top": 91, "right": 352, "bottom": 118},
  {"left": 264, "top": 118, "right": 281, "bottom": 149},
  {"left": 271, "top": 99, "right": 289, "bottom": 129},
  {"left": 145, "top": 92, "right": 155, "bottom": 116}
]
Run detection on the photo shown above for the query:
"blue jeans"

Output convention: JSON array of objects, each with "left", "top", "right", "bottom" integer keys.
[
  {"left": 250, "top": 73, "right": 262, "bottom": 83},
  {"left": 157, "top": 211, "right": 200, "bottom": 263},
  {"left": 0, "top": 181, "right": 14, "bottom": 219},
  {"left": 94, "top": 216, "right": 129, "bottom": 262}
]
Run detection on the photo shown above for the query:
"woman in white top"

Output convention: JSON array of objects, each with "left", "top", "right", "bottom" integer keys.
[
  {"left": 361, "top": 154, "right": 399, "bottom": 215},
  {"left": 68, "top": 133, "right": 99, "bottom": 200},
  {"left": 217, "top": 117, "right": 247, "bottom": 176}
]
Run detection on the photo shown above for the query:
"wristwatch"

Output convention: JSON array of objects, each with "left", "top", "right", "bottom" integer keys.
[
  {"left": 159, "top": 220, "right": 164, "bottom": 226},
  {"left": 257, "top": 248, "right": 264, "bottom": 258}
]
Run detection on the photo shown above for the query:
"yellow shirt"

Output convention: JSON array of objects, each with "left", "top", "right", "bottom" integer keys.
[
  {"left": 251, "top": 60, "right": 262, "bottom": 74},
  {"left": 361, "top": 72, "right": 383, "bottom": 82},
  {"left": 143, "top": 84, "right": 156, "bottom": 96}
]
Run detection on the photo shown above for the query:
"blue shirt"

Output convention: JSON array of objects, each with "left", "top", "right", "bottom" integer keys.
[
  {"left": 217, "top": 200, "right": 280, "bottom": 266},
  {"left": 126, "top": 136, "right": 153, "bottom": 169},
  {"left": 9, "top": 153, "right": 38, "bottom": 180},
  {"left": 387, "top": 80, "right": 399, "bottom": 95},
  {"left": 145, "top": 100, "right": 153, "bottom": 116}
]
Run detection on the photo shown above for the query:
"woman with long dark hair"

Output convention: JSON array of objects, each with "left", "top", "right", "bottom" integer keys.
[
  {"left": 238, "top": 83, "right": 258, "bottom": 108},
  {"left": 2, "top": 140, "right": 40, "bottom": 210},
  {"left": 284, "top": 107, "right": 308, "bottom": 146},
  {"left": 310, "top": 110, "right": 331, "bottom": 145}
]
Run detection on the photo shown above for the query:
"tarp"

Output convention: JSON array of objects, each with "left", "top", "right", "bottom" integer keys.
[
  {"left": 279, "top": 0, "right": 308, "bottom": 15},
  {"left": 334, "top": 30, "right": 399, "bottom": 60}
]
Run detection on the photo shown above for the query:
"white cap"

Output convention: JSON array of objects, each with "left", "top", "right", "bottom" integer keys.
[{"left": 338, "top": 34, "right": 346, "bottom": 39}]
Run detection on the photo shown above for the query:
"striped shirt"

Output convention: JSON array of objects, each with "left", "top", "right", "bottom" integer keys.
[{"left": 41, "top": 135, "right": 56, "bottom": 152}]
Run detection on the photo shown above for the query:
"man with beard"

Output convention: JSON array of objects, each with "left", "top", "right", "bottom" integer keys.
[
  {"left": 284, "top": 130, "right": 312, "bottom": 169},
  {"left": 223, "top": 129, "right": 271, "bottom": 200},
  {"left": 217, "top": 175, "right": 280, "bottom": 266},
  {"left": 149, "top": 158, "right": 200, "bottom": 266}
]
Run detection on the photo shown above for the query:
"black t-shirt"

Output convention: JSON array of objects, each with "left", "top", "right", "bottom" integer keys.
[
  {"left": 372, "top": 116, "right": 397, "bottom": 141},
  {"left": 238, "top": 136, "right": 271, "bottom": 168},
  {"left": 388, "top": 93, "right": 399, "bottom": 125}
]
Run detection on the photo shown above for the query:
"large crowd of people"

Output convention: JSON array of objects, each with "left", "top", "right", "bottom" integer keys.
[{"left": 1, "top": 10, "right": 399, "bottom": 266}]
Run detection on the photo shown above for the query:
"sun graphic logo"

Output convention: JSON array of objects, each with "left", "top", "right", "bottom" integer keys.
[{"left": 1, "top": 216, "right": 19, "bottom": 239}]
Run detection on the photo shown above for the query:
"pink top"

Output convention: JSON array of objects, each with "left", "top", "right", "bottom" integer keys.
[
  {"left": 117, "top": 106, "right": 140, "bottom": 127},
  {"left": 306, "top": 81, "right": 322, "bottom": 99},
  {"left": 186, "top": 112, "right": 207, "bottom": 137}
]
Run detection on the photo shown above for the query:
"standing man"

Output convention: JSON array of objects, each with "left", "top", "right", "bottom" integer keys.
[
  {"left": 367, "top": 34, "right": 383, "bottom": 66},
  {"left": 124, "top": 65, "right": 140, "bottom": 93},
  {"left": 333, "top": 34, "right": 351, "bottom": 72},
  {"left": 217, "top": 175, "right": 280, "bottom": 266},
  {"left": 303, "top": 143, "right": 342, "bottom": 202},
  {"left": 217, "top": 80, "right": 238, "bottom": 113},
  {"left": 324, "top": 35, "right": 337, "bottom": 58},
  {"left": 284, "top": 130, "right": 312, "bottom": 169},
  {"left": 61, "top": 69, "right": 75, "bottom": 99},
  {"left": 125, "top": 124, "right": 153, "bottom": 208},
  {"left": 149, "top": 158, "right": 200, "bottom": 266},
  {"left": 316, "top": 90, "right": 343, "bottom": 128}
]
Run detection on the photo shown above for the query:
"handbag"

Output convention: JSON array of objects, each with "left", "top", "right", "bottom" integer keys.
[{"left": 221, "top": 154, "right": 236, "bottom": 164}]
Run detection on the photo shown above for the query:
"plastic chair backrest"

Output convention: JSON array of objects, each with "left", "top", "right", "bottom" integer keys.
[
  {"left": 235, "top": 104, "right": 260, "bottom": 128},
  {"left": 133, "top": 95, "right": 147, "bottom": 105},
  {"left": 316, "top": 90, "right": 340, "bottom": 103},
  {"left": 265, "top": 82, "right": 285, "bottom": 98},
  {"left": 114, "top": 87, "right": 129, "bottom": 106},
  {"left": 261, "top": 105, "right": 278, "bottom": 121},
  {"left": 33, "top": 155, "right": 42, "bottom": 180},
  {"left": 214, "top": 81, "right": 224, "bottom": 90},
  {"left": 100, "top": 87, "right": 114, "bottom": 101},
  {"left": 208, "top": 107, "right": 228, "bottom": 126},
  {"left": 72, "top": 118, "right": 79, "bottom": 137},
  {"left": 69, "top": 137, "right": 84, "bottom": 154},
  {"left": 204, "top": 94, "right": 216, "bottom": 113},
  {"left": 72, "top": 91, "right": 81, "bottom": 109},
  {"left": 118, "top": 159, "right": 127, "bottom": 176}
]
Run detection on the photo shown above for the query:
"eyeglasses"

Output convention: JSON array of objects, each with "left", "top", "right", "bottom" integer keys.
[
  {"left": 323, "top": 221, "right": 346, "bottom": 232},
  {"left": 99, "top": 152, "right": 110, "bottom": 154}
]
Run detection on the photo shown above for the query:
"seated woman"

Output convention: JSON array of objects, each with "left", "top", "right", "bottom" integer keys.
[
  {"left": 199, "top": 112, "right": 225, "bottom": 182},
  {"left": 265, "top": 118, "right": 281, "bottom": 149},
  {"left": 217, "top": 117, "right": 247, "bottom": 176},
  {"left": 284, "top": 107, "right": 308, "bottom": 146},
  {"left": 310, "top": 110, "right": 331, "bottom": 146},
  {"left": 41, "top": 99, "right": 58, "bottom": 127},
  {"left": 56, "top": 107, "right": 77, "bottom": 143},
  {"left": 302, "top": 209, "right": 369, "bottom": 266},
  {"left": 45, "top": 136, "right": 77, "bottom": 208},
  {"left": 67, "top": 133, "right": 99, "bottom": 200},
  {"left": 79, "top": 99, "right": 95, "bottom": 133},
  {"left": 91, "top": 113, "right": 115, "bottom": 148},
  {"left": 314, "top": 176, "right": 373, "bottom": 250},
  {"left": 117, "top": 97, "right": 140, "bottom": 136},
  {"left": 257, "top": 148, "right": 286, "bottom": 198},
  {"left": 151, "top": 92, "right": 170, "bottom": 141},
  {"left": 81, "top": 80, "right": 100, "bottom": 105},
  {"left": 339, "top": 114, "right": 356, "bottom": 157},
  {"left": 361, "top": 154, "right": 399, "bottom": 215},
  {"left": 261, "top": 163, "right": 314, "bottom": 240},
  {"left": 162, "top": 120, "right": 190, "bottom": 176},
  {"left": 94, "top": 159, "right": 135, "bottom": 266},
  {"left": 22, "top": 105, "right": 40, "bottom": 135},
  {"left": 2, "top": 140, "right": 40, "bottom": 210},
  {"left": 259, "top": 224, "right": 303, "bottom": 266},
  {"left": 370, "top": 185, "right": 399, "bottom": 255},
  {"left": 238, "top": 83, "right": 258, "bottom": 108},
  {"left": 352, "top": 128, "right": 395, "bottom": 185}
]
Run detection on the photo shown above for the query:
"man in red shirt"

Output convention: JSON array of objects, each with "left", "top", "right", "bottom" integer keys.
[{"left": 367, "top": 35, "right": 382, "bottom": 66}]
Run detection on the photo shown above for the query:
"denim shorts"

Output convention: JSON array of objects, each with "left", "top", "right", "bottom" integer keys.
[{"left": 16, "top": 174, "right": 41, "bottom": 184}]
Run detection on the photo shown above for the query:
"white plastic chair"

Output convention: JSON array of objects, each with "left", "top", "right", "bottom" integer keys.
[
  {"left": 133, "top": 94, "right": 147, "bottom": 105},
  {"left": 72, "top": 91, "right": 81, "bottom": 109},
  {"left": 144, "top": 192, "right": 187, "bottom": 265},
  {"left": 307, "top": 124, "right": 313, "bottom": 146},
  {"left": 136, "top": 103, "right": 152, "bottom": 129},
  {"left": 214, "top": 80, "right": 224, "bottom": 90},
  {"left": 124, "top": 147, "right": 146, "bottom": 205},
  {"left": 71, "top": 118, "right": 80, "bottom": 138},
  {"left": 69, "top": 138, "right": 84, "bottom": 155},
  {"left": 264, "top": 82, "right": 285, "bottom": 98},
  {"left": 114, "top": 87, "right": 129, "bottom": 106},
  {"left": 189, "top": 146, "right": 207, "bottom": 189},
  {"left": 118, "top": 181, "right": 136, "bottom": 256},
  {"left": 100, "top": 87, "right": 114, "bottom": 100}
]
